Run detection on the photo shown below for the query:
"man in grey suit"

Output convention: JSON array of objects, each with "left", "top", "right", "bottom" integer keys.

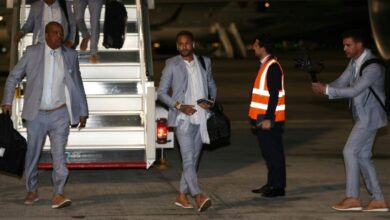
[
  {"left": 14, "top": 0, "right": 76, "bottom": 48},
  {"left": 2, "top": 22, "right": 88, "bottom": 209},
  {"left": 312, "top": 29, "right": 388, "bottom": 212},
  {"left": 158, "top": 31, "right": 217, "bottom": 212}
]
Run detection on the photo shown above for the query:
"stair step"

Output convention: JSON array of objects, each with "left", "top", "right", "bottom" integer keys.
[
  {"left": 18, "top": 127, "right": 147, "bottom": 149},
  {"left": 80, "top": 63, "right": 141, "bottom": 80},
  {"left": 75, "top": 33, "right": 139, "bottom": 51},
  {"left": 78, "top": 51, "right": 139, "bottom": 64},
  {"left": 14, "top": 95, "right": 144, "bottom": 113},
  {"left": 83, "top": 82, "right": 143, "bottom": 95},
  {"left": 86, "top": 95, "right": 143, "bottom": 111},
  {"left": 80, "top": 114, "right": 143, "bottom": 127},
  {"left": 40, "top": 148, "right": 145, "bottom": 164},
  {"left": 73, "top": 22, "right": 137, "bottom": 34}
]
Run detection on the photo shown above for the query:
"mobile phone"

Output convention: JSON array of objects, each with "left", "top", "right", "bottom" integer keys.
[{"left": 197, "top": 98, "right": 213, "bottom": 105}]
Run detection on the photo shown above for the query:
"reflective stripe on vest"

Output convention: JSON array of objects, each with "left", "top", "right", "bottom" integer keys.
[
  {"left": 248, "top": 58, "right": 286, "bottom": 121},
  {"left": 250, "top": 102, "right": 285, "bottom": 111}
]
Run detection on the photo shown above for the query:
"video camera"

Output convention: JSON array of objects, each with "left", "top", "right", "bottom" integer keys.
[{"left": 294, "top": 53, "right": 324, "bottom": 82}]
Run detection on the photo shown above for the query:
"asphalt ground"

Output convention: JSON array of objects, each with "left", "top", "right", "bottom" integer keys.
[{"left": 0, "top": 50, "right": 389, "bottom": 219}]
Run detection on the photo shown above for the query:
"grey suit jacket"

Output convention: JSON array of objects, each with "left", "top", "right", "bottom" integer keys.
[
  {"left": 21, "top": 0, "right": 76, "bottom": 44},
  {"left": 328, "top": 49, "right": 387, "bottom": 130},
  {"left": 1, "top": 44, "right": 88, "bottom": 124},
  {"left": 157, "top": 55, "right": 217, "bottom": 127}
]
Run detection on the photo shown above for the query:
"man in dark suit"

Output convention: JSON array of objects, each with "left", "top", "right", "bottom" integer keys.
[
  {"left": 2, "top": 22, "right": 88, "bottom": 209},
  {"left": 312, "top": 29, "right": 388, "bottom": 212},
  {"left": 249, "top": 34, "right": 287, "bottom": 197}
]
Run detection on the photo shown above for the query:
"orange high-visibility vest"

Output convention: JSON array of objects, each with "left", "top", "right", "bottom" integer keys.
[{"left": 248, "top": 58, "right": 286, "bottom": 121}]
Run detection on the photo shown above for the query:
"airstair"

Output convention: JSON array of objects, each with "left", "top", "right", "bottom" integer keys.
[{"left": 12, "top": 0, "right": 158, "bottom": 168}]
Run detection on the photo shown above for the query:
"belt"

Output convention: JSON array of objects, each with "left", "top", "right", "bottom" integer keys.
[{"left": 40, "top": 104, "right": 66, "bottom": 112}]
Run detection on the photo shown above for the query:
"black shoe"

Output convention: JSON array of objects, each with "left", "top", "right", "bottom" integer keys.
[
  {"left": 251, "top": 184, "right": 270, "bottom": 194},
  {"left": 261, "top": 187, "right": 285, "bottom": 197}
]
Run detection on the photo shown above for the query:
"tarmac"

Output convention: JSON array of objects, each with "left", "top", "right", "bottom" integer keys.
[{"left": 1, "top": 53, "right": 390, "bottom": 219}]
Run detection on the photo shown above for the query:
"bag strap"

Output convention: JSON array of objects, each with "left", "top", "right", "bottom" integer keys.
[
  {"left": 359, "top": 58, "right": 387, "bottom": 113},
  {"left": 368, "top": 87, "right": 387, "bottom": 112},
  {"left": 198, "top": 55, "right": 206, "bottom": 71},
  {"left": 198, "top": 55, "right": 215, "bottom": 102},
  {"left": 359, "top": 58, "right": 385, "bottom": 77}
]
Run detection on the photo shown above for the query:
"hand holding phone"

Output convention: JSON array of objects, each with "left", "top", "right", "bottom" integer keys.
[
  {"left": 197, "top": 98, "right": 214, "bottom": 110},
  {"left": 196, "top": 98, "right": 214, "bottom": 105}
]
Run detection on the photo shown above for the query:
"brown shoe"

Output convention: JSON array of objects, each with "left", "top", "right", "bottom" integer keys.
[
  {"left": 174, "top": 192, "right": 193, "bottom": 209},
  {"left": 363, "top": 199, "right": 389, "bottom": 212},
  {"left": 195, "top": 193, "right": 211, "bottom": 212},
  {"left": 24, "top": 191, "right": 39, "bottom": 205},
  {"left": 89, "top": 54, "right": 98, "bottom": 64},
  {"left": 80, "top": 36, "right": 90, "bottom": 51},
  {"left": 51, "top": 194, "right": 72, "bottom": 209},
  {"left": 332, "top": 197, "right": 362, "bottom": 211}
]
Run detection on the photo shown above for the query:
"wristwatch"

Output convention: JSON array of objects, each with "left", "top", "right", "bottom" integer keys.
[{"left": 175, "top": 102, "right": 182, "bottom": 110}]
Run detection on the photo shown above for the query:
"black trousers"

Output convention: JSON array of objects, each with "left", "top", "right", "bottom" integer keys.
[{"left": 252, "top": 120, "right": 286, "bottom": 189}]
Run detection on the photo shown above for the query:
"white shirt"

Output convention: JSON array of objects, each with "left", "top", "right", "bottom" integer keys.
[
  {"left": 177, "top": 57, "right": 205, "bottom": 123},
  {"left": 36, "top": 0, "right": 63, "bottom": 44},
  {"left": 185, "top": 58, "right": 203, "bottom": 124},
  {"left": 353, "top": 49, "right": 367, "bottom": 78},
  {"left": 40, "top": 44, "right": 66, "bottom": 110},
  {"left": 176, "top": 56, "right": 210, "bottom": 143}
]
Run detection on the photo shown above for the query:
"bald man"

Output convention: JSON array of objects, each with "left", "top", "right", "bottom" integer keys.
[{"left": 2, "top": 22, "right": 88, "bottom": 209}]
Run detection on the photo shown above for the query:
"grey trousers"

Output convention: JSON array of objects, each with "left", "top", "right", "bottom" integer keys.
[
  {"left": 175, "top": 119, "right": 203, "bottom": 196},
  {"left": 73, "top": 0, "right": 103, "bottom": 55},
  {"left": 24, "top": 107, "right": 70, "bottom": 195},
  {"left": 343, "top": 123, "right": 384, "bottom": 200}
]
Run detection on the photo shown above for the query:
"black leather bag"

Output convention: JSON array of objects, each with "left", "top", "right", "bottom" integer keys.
[
  {"left": 205, "top": 103, "right": 231, "bottom": 150},
  {"left": 0, "top": 113, "right": 27, "bottom": 177},
  {"left": 103, "top": 0, "right": 128, "bottom": 49}
]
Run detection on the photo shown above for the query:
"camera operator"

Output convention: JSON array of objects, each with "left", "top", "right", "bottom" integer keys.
[{"left": 311, "top": 29, "right": 388, "bottom": 212}]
